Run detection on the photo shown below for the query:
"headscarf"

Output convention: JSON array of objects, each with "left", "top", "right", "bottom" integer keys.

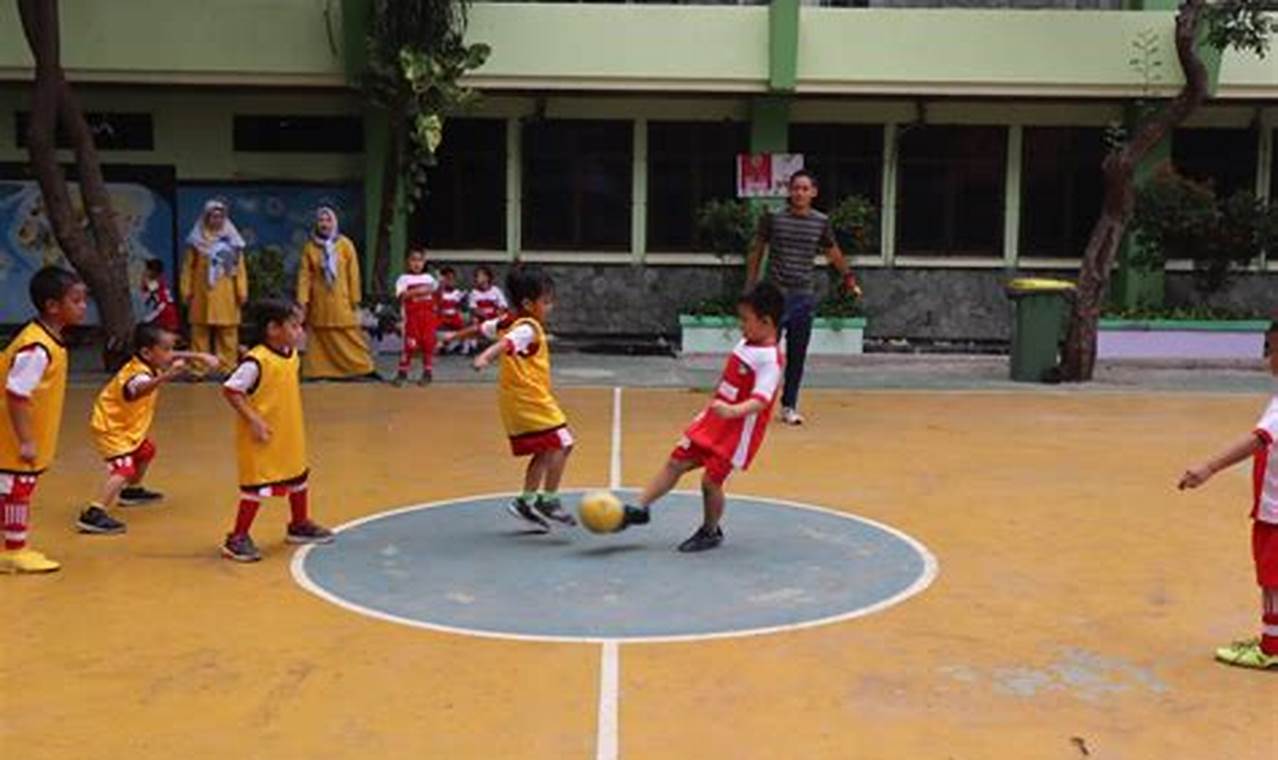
[
  {"left": 185, "top": 200, "right": 245, "bottom": 288},
  {"left": 311, "top": 206, "right": 342, "bottom": 288}
]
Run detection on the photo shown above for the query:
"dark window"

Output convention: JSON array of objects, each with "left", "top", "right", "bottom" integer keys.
[
  {"left": 790, "top": 123, "right": 884, "bottom": 250},
  {"left": 1272, "top": 129, "right": 1277, "bottom": 202},
  {"left": 647, "top": 121, "right": 748, "bottom": 252},
  {"left": 1020, "top": 127, "right": 1106, "bottom": 259},
  {"left": 522, "top": 119, "right": 632, "bottom": 250},
  {"left": 412, "top": 119, "right": 506, "bottom": 250},
  {"left": 1172, "top": 127, "right": 1258, "bottom": 198},
  {"left": 15, "top": 112, "right": 154, "bottom": 151},
  {"left": 233, "top": 115, "right": 364, "bottom": 153},
  {"left": 896, "top": 125, "right": 1006, "bottom": 257}
]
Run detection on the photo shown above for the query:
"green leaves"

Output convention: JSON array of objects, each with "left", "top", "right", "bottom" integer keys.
[
  {"left": 696, "top": 200, "right": 758, "bottom": 259},
  {"left": 1203, "top": 0, "right": 1275, "bottom": 58},
  {"left": 829, "top": 195, "right": 878, "bottom": 256}
]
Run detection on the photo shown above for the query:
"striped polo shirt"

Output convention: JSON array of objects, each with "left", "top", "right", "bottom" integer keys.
[{"left": 757, "top": 207, "right": 835, "bottom": 294}]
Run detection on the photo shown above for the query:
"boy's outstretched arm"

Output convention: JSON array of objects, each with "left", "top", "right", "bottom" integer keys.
[
  {"left": 472, "top": 339, "right": 505, "bottom": 372},
  {"left": 710, "top": 398, "right": 767, "bottom": 420},
  {"left": 1179, "top": 432, "right": 1266, "bottom": 490}
]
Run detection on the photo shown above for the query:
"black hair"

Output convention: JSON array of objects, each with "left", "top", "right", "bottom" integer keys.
[
  {"left": 506, "top": 267, "right": 554, "bottom": 311},
  {"left": 739, "top": 281, "right": 785, "bottom": 328},
  {"left": 132, "top": 322, "right": 172, "bottom": 353},
  {"left": 28, "top": 266, "right": 82, "bottom": 313},
  {"left": 405, "top": 247, "right": 427, "bottom": 260},
  {"left": 788, "top": 169, "right": 818, "bottom": 188},
  {"left": 440, "top": 266, "right": 456, "bottom": 277},
  {"left": 144, "top": 258, "right": 164, "bottom": 275},
  {"left": 250, "top": 298, "right": 300, "bottom": 345},
  {"left": 475, "top": 265, "right": 495, "bottom": 282}
]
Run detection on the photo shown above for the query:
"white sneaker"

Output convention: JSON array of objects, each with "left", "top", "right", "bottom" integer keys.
[{"left": 780, "top": 407, "right": 805, "bottom": 426}]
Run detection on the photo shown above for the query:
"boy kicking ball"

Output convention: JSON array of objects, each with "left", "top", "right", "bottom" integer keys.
[
  {"left": 1178, "top": 320, "right": 1278, "bottom": 670},
  {"left": 619, "top": 282, "right": 785, "bottom": 552}
]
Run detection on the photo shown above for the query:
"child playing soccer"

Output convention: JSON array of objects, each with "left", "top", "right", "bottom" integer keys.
[
  {"left": 620, "top": 282, "right": 786, "bottom": 552},
  {"left": 465, "top": 268, "right": 577, "bottom": 531},
  {"left": 1, "top": 266, "right": 87, "bottom": 573},
  {"left": 76, "top": 324, "right": 218, "bottom": 535},
  {"left": 466, "top": 265, "right": 507, "bottom": 354},
  {"left": 1178, "top": 320, "right": 1278, "bottom": 670},
  {"left": 141, "top": 258, "right": 180, "bottom": 333},
  {"left": 393, "top": 248, "right": 439, "bottom": 386},
  {"left": 220, "top": 299, "right": 333, "bottom": 562}
]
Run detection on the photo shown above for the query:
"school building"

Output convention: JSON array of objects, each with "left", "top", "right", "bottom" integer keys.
[{"left": 0, "top": 1, "right": 1275, "bottom": 341}]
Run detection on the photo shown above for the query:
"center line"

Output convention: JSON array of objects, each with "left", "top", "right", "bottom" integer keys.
[{"left": 597, "top": 387, "right": 623, "bottom": 760}]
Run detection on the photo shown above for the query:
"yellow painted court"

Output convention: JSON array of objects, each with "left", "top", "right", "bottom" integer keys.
[{"left": 3, "top": 382, "right": 1275, "bottom": 759}]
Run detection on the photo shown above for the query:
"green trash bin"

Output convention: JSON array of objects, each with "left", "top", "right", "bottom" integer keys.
[{"left": 1005, "top": 278, "right": 1075, "bottom": 383}]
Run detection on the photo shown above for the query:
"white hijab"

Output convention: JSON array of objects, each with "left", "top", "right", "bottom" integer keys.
[
  {"left": 186, "top": 200, "right": 245, "bottom": 288},
  {"left": 312, "top": 206, "right": 340, "bottom": 288}
]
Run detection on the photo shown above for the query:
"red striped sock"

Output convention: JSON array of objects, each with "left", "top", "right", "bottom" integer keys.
[
  {"left": 232, "top": 497, "right": 259, "bottom": 538},
  {"left": 1262, "top": 588, "right": 1278, "bottom": 656},
  {"left": 3, "top": 500, "right": 28, "bottom": 550},
  {"left": 288, "top": 487, "right": 309, "bottom": 527}
]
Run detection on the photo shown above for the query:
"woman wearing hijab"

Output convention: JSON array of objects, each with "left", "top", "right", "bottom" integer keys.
[
  {"left": 179, "top": 199, "right": 249, "bottom": 374},
  {"left": 296, "top": 206, "right": 374, "bottom": 379}
]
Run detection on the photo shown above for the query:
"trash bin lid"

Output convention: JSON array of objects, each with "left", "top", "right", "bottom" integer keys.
[{"left": 1006, "top": 277, "right": 1076, "bottom": 295}]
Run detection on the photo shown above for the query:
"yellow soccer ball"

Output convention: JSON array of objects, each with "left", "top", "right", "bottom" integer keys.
[{"left": 579, "top": 490, "right": 625, "bottom": 534}]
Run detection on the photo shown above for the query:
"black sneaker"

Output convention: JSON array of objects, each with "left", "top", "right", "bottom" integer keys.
[
  {"left": 286, "top": 520, "right": 335, "bottom": 545},
  {"left": 76, "top": 506, "right": 126, "bottom": 535},
  {"left": 535, "top": 497, "right": 577, "bottom": 527},
  {"left": 507, "top": 498, "right": 549, "bottom": 533},
  {"left": 620, "top": 504, "right": 650, "bottom": 531},
  {"left": 677, "top": 525, "right": 723, "bottom": 553},
  {"left": 392, "top": 371, "right": 407, "bottom": 388},
  {"left": 418, "top": 370, "right": 433, "bottom": 386},
  {"left": 119, "top": 486, "right": 163, "bottom": 506},
  {"left": 221, "top": 533, "right": 262, "bottom": 562}
]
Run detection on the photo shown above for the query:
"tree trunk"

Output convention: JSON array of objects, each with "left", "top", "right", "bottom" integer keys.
[
  {"left": 17, "top": 0, "right": 133, "bottom": 370},
  {"left": 1059, "top": 0, "right": 1210, "bottom": 381},
  {"left": 371, "top": 100, "right": 405, "bottom": 300}
]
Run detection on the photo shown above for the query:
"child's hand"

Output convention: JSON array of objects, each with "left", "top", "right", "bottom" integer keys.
[
  {"left": 1178, "top": 464, "right": 1213, "bottom": 490},
  {"left": 17, "top": 441, "right": 37, "bottom": 464},
  {"left": 440, "top": 331, "right": 457, "bottom": 345},
  {"left": 250, "top": 417, "right": 272, "bottom": 443},
  {"left": 710, "top": 400, "right": 736, "bottom": 419},
  {"left": 164, "top": 358, "right": 189, "bottom": 378},
  {"left": 472, "top": 354, "right": 491, "bottom": 372}
]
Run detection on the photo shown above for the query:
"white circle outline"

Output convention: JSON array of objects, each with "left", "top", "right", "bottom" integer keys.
[{"left": 290, "top": 489, "right": 940, "bottom": 645}]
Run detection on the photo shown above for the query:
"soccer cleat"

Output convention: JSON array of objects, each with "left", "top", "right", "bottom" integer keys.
[
  {"left": 780, "top": 407, "right": 805, "bottom": 426},
  {"left": 221, "top": 533, "right": 262, "bottom": 562},
  {"left": 0, "top": 548, "right": 61, "bottom": 574},
  {"left": 619, "top": 504, "right": 651, "bottom": 531},
  {"left": 392, "top": 371, "right": 408, "bottom": 388},
  {"left": 535, "top": 496, "right": 577, "bottom": 527},
  {"left": 507, "top": 498, "right": 549, "bottom": 533},
  {"left": 286, "top": 520, "right": 335, "bottom": 545},
  {"left": 677, "top": 525, "right": 724, "bottom": 553},
  {"left": 418, "top": 370, "right": 433, "bottom": 387},
  {"left": 119, "top": 486, "right": 164, "bottom": 505},
  {"left": 1214, "top": 638, "right": 1278, "bottom": 670},
  {"left": 76, "top": 506, "right": 127, "bottom": 535}
]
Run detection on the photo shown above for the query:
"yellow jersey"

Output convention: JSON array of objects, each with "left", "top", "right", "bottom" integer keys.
[
  {"left": 230, "top": 345, "right": 308, "bottom": 489},
  {"left": 90, "top": 356, "right": 160, "bottom": 459},
  {"left": 0, "top": 321, "right": 68, "bottom": 473},
  {"left": 493, "top": 317, "right": 566, "bottom": 437}
]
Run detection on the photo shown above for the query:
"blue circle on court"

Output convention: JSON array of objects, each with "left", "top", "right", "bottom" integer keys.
[{"left": 293, "top": 491, "right": 936, "bottom": 642}]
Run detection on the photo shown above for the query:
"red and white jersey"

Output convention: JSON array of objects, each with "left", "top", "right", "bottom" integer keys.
[
  {"left": 395, "top": 273, "right": 438, "bottom": 321},
  {"left": 468, "top": 286, "right": 508, "bottom": 323},
  {"left": 438, "top": 287, "right": 467, "bottom": 328},
  {"left": 1252, "top": 396, "right": 1278, "bottom": 524},
  {"left": 684, "top": 339, "right": 783, "bottom": 471}
]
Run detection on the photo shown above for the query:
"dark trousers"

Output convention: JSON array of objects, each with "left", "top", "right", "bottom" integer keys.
[{"left": 780, "top": 291, "right": 815, "bottom": 410}]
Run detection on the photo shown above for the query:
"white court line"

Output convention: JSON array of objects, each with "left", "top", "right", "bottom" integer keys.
[{"left": 598, "top": 387, "right": 623, "bottom": 760}]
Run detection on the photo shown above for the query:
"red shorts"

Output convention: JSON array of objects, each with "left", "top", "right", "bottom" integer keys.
[
  {"left": 1254, "top": 521, "right": 1278, "bottom": 588},
  {"left": 105, "top": 439, "right": 157, "bottom": 480},
  {"left": 509, "top": 426, "right": 574, "bottom": 457},
  {"left": 240, "top": 472, "right": 309, "bottom": 498},
  {"left": 670, "top": 438, "right": 733, "bottom": 486},
  {"left": 0, "top": 472, "right": 39, "bottom": 503}
]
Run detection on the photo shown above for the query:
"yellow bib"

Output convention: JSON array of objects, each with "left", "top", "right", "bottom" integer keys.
[
  {"left": 90, "top": 356, "right": 160, "bottom": 458},
  {"left": 0, "top": 321, "right": 68, "bottom": 473},
  {"left": 497, "top": 318, "right": 566, "bottom": 437},
  {"left": 234, "top": 345, "right": 307, "bottom": 488}
]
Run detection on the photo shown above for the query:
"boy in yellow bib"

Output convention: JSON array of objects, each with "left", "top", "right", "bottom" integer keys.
[
  {"left": 220, "top": 300, "right": 333, "bottom": 562},
  {"left": 458, "top": 269, "right": 577, "bottom": 532},
  {"left": 76, "top": 324, "right": 218, "bottom": 535},
  {"left": 1, "top": 267, "right": 87, "bottom": 574}
]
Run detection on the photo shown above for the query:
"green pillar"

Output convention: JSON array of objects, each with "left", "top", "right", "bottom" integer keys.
[
  {"left": 768, "top": 0, "right": 799, "bottom": 93},
  {"left": 363, "top": 109, "right": 408, "bottom": 287},
  {"left": 750, "top": 97, "right": 790, "bottom": 154}
]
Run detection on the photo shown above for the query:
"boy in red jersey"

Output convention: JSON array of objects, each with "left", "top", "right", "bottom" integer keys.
[
  {"left": 620, "top": 282, "right": 785, "bottom": 552},
  {"left": 393, "top": 249, "right": 439, "bottom": 386}
]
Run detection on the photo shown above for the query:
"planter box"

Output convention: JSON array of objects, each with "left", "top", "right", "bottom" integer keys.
[
  {"left": 679, "top": 315, "right": 867, "bottom": 356},
  {"left": 1097, "top": 319, "right": 1270, "bottom": 360}
]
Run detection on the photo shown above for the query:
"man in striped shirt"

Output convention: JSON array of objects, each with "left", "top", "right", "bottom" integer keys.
[{"left": 746, "top": 170, "right": 861, "bottom": 426}]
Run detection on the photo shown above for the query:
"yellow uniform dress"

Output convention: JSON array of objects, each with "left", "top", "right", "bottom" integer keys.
[
  {"left": 231, "top": 345, "right": 308, "bottom": 490},
  {"left": 0, "top": 321, "right": 67, "bottom": 474},
  {"left": 180, "top": 246, "right": 248, "bottom": 372},
  {"left": 89, "top": 356, "right": 159, "bottom": 459},
  {"left": 487, "top": 317, "right": 570, "bottom": 455},
  {"left": 296, "top": 236, "right": 373, "bottom": 379}
]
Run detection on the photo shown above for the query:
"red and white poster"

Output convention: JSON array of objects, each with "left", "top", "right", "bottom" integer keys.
[{"left": 736, "top": 153, "right": 804, "bottom": 198}]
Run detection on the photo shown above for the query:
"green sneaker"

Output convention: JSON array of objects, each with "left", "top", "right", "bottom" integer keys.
[{"left": 1214, "top": 638, "right": 1278, "bottom": 670}]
